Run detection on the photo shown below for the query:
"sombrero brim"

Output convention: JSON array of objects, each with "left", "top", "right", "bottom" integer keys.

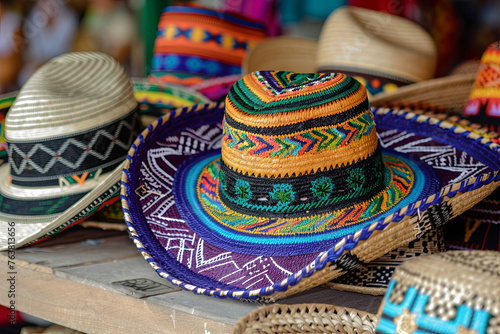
[
  {"left": 324, "top": 227, "right": 445, "bottom": 295},
  {"left": 0, "top": 163, "right": 123, "bottom": 250},
  {"left": 121, "top": 103, "right": 500, "bottom": 301},
  {"left": 132, "top": 78, "right": 210, "bottom": 109},
  {"left": 242, "top": 37, "right": 317, "bottom": 75},
  {"left": 370, "top": 73, "right": 476, "bottom": 114}
]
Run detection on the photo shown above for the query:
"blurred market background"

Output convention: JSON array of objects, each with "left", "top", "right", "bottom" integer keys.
[{"left": 0, "top": 0, "right": 499, "bottom": 94}]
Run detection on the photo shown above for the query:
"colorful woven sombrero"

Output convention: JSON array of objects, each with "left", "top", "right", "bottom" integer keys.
[
  {"left": 149, "top": 4, "right": 267, "bottom": 101},
  {"left": 121, "top": 71, "right": 500, "bottom": 301},
  {"left": 0, "top": 52, "right": 142, "bottom": 250},
  {"left": 243, "top": 6, "right": 437, "bottom": 97},
  {"left": 376, "top": 251, "right": 500, "bottom": 334}
]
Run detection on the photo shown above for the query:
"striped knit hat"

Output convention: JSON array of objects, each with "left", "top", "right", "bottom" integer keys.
[
  {"left": 463, "top": 41, "right": 500, "bottom": 132},
  {"left": 149, "top": 4, "right": 267, "bottom": 100},
  {"left": 444, "top": 41, "right": 500, "bottom": 251},
  {"left": 0, "top": 52, "right": 141, "bottom": 249},
  {"left": 121, "top": 71, "right": 500, "bottom": 300}
]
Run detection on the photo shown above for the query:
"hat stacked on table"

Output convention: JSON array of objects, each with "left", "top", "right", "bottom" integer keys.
[
  {"left": 0, "top": 52, "right": 141, "bottom": 249},
  {"left": 150, "top": 4, "right": 267, "bottom": 100},
  {"left": 326, "top": 227, "right": 446, "bottom": 295},
  {"left": 243, "top": 6, "right": 438, "bottom": 97},
  {"left": 121, "top": 70, "right": 500, "bottom": 301}
]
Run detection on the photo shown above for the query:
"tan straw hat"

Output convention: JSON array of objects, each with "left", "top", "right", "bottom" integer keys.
[
  {"left": 242, "top": 37, "right": 318, "bottom": 74},
  {"left": 370, "top": 72, "right": 476, "bottom": 114},
  {"left": 316, "top": 6, "right": 437, "bottom": 84},
  {"left": 234, "top": 303, "right": 378, "bottom": 334},
  {"left": 244, "top": 6, "right": 437, "bottom": 97}
]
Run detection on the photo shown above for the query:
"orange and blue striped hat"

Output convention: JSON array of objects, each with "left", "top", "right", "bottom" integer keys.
[{"left": 150, "top": 4, "right": 267, "bottom": 100}]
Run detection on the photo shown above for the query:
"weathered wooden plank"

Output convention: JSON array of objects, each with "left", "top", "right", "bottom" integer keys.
[
  {"left": 147, "top": 289, "right": 261, "bottom": 327},
  {"left": 0, "top": 256, "right": 236, "bottom": 334},
  {"left": 15, "top": 234, "right": 139, "bottom": 269},
  {"left": 56, "top": 257, "right": 181, "bottom": 298},
  {"left": 57, "top": 257, "right": 261, "bottom": 325}
]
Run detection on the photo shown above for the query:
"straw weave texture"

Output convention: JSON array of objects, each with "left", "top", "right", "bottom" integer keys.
[{"left": 234, "top": 304, "right": 377, "bottom": 334}]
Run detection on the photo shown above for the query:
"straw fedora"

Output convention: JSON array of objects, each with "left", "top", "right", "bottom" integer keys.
[
  {"left": 0, "top": 52, "right": 142, "bottom": 250},
  {"left": 234, "top": 250, "right": 500, "bottom": 333},
  {"left": 121, "top": 71, "right": 500, "bottom": 301},
  {"left": 243, "top": 6, "right": 437, "bottom": 97},
  {"left": 149, "top": 3, "right": 267, "bottom": 100}
]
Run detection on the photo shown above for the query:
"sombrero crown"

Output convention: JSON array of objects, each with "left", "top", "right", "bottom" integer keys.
[
  {"left": 220, "top": 72, "right": 382, "bottom": 217},
  {"left": 6, "top": 52, "right": 138, "bottom": 183},
  {"left": 0, "top": 52, "right": 141, "bottom": 249},
  {"left": 175, "top": 72, "right": 422, "bottom": 256}
]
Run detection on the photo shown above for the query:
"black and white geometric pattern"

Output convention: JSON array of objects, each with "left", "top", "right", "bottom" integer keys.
[{"left": 9, "top": 111, "right": 139, "bottom": 182}]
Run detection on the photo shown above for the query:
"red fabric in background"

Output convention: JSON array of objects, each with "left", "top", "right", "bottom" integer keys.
[
  {"left": 223, "top": 0, "right": 282, "bottom": 36},
  {"left": 0, "top": 304, "right": 24, "bottom": 327}
]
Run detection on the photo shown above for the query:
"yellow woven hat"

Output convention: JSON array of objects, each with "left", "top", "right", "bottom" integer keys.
[{"left": 243, "top": 6, "right": 437, "bottom": 97}]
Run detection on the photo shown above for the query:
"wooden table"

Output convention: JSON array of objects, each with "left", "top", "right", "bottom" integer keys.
[{"left": 0, "top": 226, "right": 382, "bottom": 334}]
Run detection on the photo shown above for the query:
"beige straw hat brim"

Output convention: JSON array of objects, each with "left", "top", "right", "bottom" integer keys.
[
  {"left": 370, "top": 73, "right": 476, "bottom": 113},
  {"left": 233, "top": 303, "right": 378, "bottom": 334},
  {"left": 0, "top": 164, "right": 123, "bottom": 250},
  {"left": 242, "top": 37, "right": 317, "bottom": 75}
]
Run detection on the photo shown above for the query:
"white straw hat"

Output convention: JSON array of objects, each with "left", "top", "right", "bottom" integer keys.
[{"left": 0, "top": 52, "right": 141, "bottom": 249}]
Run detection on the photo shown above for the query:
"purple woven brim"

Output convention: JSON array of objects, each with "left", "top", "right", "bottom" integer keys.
[{"left": 122, "top": 103, "right": 500, "bottom": 299}]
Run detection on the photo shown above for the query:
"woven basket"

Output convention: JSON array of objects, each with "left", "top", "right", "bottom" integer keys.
[
  {"left": 370, "top": 73, "right": 475, "bottom": 114},
  {"left": 233, "top": 304, "right": 378, "bottom": 334}
]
